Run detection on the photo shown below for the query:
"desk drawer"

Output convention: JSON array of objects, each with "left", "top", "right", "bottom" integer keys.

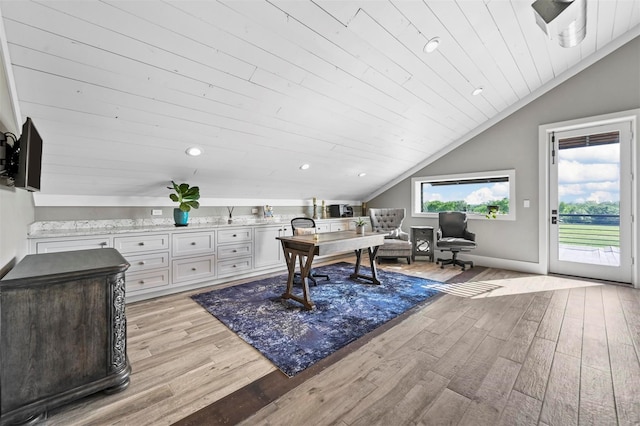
[
  {"left": 217, "top": 242, "right": 252, "bottom": 259},
  {"left": 218, "top": 228, "right": 252, "bottom": 244},
  {"left": 125, "top": 252, "right": 170, "bottom": 273},
  {"left": 217, "top": 257, "right": 252, "bottom": 277},
  {"left": 127, "top": 269, "right": 170, "bottom": 292},
  {"left": 172, "top": 255, "right": 216, "bottom": 283},
  {"left": 172, "top": 232, "right": 215, "bottom": 257},
  {"left": 114, "top": 234, "right": 169, "bottom": 254}
]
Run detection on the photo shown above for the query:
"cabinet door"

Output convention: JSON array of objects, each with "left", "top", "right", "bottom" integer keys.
[
  {"left": 113, "top": 234, "right": 169, "bottom": 254},
  {"left": 254, "top": 226, "right": 287, "bottom": 269}
]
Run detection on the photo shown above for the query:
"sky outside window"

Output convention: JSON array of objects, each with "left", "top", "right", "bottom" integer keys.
[{"left": 558, "top": 143, "right": 619, "bottom": 204}]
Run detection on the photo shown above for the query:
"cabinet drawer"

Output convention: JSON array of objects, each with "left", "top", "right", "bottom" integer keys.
[
  {"left": 330, "top": 222, "right": 347, "bottom": 232},
  {"left": 127, "top": 269, "right": 170, "bottom": 292},
  {"left": 217, "top": 257, "right": 252, "bottom": 277},
  {"left": 172, "top": 232, "right": 215, "bottom": 257},
  {"left": 35, "top": 238, "right": 111, "bottom": 254},
  {"left": 125, "top": 252, "right": 170, "bottom": 273},
  {"left": 172, "top": 255, "right": 216, "bottom": 283},
  {"left": 316, "top": 224, "right": 330, "bottom": 233},
  {"left": 114, "top": 234, "right": 169, "bottom": 254},
  {"left": 217, "top": 242, "right": 252, "bottom": 259},
  {"left": 218, "top": 228, "right": 252, "bottom": 244}
]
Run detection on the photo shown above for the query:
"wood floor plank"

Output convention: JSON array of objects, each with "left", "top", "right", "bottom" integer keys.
[
  {"left": 497, "top": 390, "right": 542, "bottom": 426},
  {"left": 416, "top": 388, "right": 471, "bottom": 426},
  {"left": 536, "top": 307, "right": 565, "bottom": 342},
  {"left": 582, "top": 320, "right": 610, "bottom": 372},
  {"left": 556, "top": 315, "right": 583, "bottom": 359},
  {"left": 458, "top": 357, "right": 522, "bottom": 425},
  {"left": 564, "top": 287, "right": 586, "bottom": 320},
  {"left": 423, "top": 315, "right": 477, "bottom": 358},
  {"left": 513, "top": 336, "right": 556, "bottom": 401},
  {"left": 447, "top": 335, "right": 506, "bottom": 400},
  {"left": 601, "top": 285, "right": 634, "bottom": 346},
  {"left": 540, "top": 352, "right": 581, "bottom": 426},
  {"left": 522, "top": 294, "right": 552, "bottom": 322},
  {"left": 432, "top": 326, "right": 489, "bottom": 379},
  {"left": 499, "top": 318, "right": 539, "bottom": 364},
  {"left": 579, "top": 365, "right": 617, "bottom": 425},
  {"left": 608, "top": 342, "right": 640, "bottom": 426}
]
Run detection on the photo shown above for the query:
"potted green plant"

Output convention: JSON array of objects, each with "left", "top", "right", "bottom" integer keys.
[
  {"left": 167, "top": 181, "right": 200, "bottom": 226},
  {"left": 486, "top": 205, "right": 499, "bottom": 219},
  {"left": 354, "top": 218, "right": 367, "bottom": 234}
]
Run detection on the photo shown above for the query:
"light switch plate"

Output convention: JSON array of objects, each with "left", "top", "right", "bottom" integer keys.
[
  {"left": 523, "top": 199, "right": 530, "bottom": 208},
  {"left": 151, "top": 209, "right": 163, "bottom": 216}
]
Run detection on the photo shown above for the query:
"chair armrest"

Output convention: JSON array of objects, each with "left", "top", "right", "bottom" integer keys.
[
  {"left": 398, "top": 230, "right": 409, "bottom": 241},
  {"left": 464, "top": 230, "right": 476, "bottom": 241}
]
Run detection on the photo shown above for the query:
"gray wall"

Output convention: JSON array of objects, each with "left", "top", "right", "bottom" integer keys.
[{"left": 370, "top": 36, "right": 640, "bottom": 264}]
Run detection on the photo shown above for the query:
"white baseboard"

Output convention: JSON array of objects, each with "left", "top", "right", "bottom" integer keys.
[{"left": 462, "top": 254, "right": 546, "bottom": 275}]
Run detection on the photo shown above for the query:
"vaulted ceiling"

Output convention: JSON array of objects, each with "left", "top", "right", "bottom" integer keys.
[{"left": 1, "top": 0, "right": 639, "bottom": 205}]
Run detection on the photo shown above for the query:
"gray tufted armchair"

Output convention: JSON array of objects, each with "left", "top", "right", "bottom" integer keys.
[{"left": 368, "top": 208, "right": 412, "bottom": 264}]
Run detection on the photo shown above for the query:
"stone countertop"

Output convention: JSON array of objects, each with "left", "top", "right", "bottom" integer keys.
[{"left": 27, "top": 216, "right": 367, "bottom": 239}]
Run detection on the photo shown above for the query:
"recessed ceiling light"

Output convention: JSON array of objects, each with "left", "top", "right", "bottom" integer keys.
[
  {"left": 472, "top": 87, "right": 484, "bottom": 96},
  {"left": 423, "top": 37, "right": 440, "bottom": 53},
  {"left": 185, "top": 147, "right": 202, "bottom": 156},
  {"left": 358, "top": 172, "right": 367, "bottom": 177},
  {"left": 299, "top": 163, "right": 310, "bottom": 170}
]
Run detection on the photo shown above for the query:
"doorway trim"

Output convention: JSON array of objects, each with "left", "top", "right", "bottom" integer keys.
[{"left": 538, "top": 109, "right": 639, "bottom": 288}]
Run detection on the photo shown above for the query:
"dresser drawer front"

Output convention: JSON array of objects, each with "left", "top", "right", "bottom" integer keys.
[
  {"left": 330, "top": 222, "right": 347, "bottom": 232},
  {"left": 172, "top": 255, "right": 216, "bottom": 283},
  {"left": 125, "top": 252, "right": 170, "bottom": 273},
  {"left": 127, "top": 269, "right": 170, "bottom": 292},
  {"left": 218, "top": 228, "right": 252, "bottom": 244},
  {"left": 35, "top": 238, "right": 111, "bottom": 254},
  {"left": 217, "top": 257, "right": 252, "bottom": 277},
  {"left": 217, "top": 242, "right": 252, "bottom": 259},
  {"left": 114, "top": 234, "right": 169, "bottom": 254},
  {"left": 172, "top": 232, "right": 215, "bottom": 257}
]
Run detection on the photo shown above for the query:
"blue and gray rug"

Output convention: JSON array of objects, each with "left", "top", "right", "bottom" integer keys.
[{"left": 191, "top": 262, "right": 443, "bottom": 376}]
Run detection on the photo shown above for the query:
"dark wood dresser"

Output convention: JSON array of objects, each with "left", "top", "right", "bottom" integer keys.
[{"left": 0, "top": 248, "right": 131, "bottom": 425}]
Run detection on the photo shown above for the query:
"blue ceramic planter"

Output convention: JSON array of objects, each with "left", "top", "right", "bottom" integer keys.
[{"left": 173, "top": 208, "right": 189, "bottom": 227}]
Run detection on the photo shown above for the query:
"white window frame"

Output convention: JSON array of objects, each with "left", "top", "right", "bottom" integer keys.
[{"left": 411, "top": 169, "right": 516, "bottom": 220}]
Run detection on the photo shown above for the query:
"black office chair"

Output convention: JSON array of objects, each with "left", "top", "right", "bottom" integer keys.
[
  {"left": 436, "top": 212, "right": 477, "bottom": 271},
  {"left": 290, "top": 217, "right": 330, "bottom": 285}
]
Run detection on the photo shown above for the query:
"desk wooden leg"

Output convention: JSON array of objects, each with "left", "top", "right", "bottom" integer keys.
[
  {"left": 280, "top": 242, "right": 316, "bottom": 310},
  {"left": 368, "top": 246, "right": 381, "bottom": 285},
  {"left": 349, "top": 246, "right": 381, "bottom": 285}
]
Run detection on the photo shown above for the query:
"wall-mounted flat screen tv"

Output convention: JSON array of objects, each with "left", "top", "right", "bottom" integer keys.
[{"left": 6, "top": 117, "right": 43, "bottom": 192}]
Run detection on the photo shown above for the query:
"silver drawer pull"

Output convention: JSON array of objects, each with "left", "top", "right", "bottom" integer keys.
[
  {"left": 233, "top": 234, "right": 237, "bottom": 237},
  {"left": 139, "top": 280, "right": 145, "bottom": 284},
  {"left": 138, "top": 242, "right": 144, "bottom": 246},
  {"left": 232, "top": 249, "right": 237, "bottom": 253},
  {"left": 100, "top": 242, "right": 107, "bottom": 246},
  {"left": 139, "top": 261, "right": 145, "bottom": 265},
  {"left": 191, "top": 242, "right": 196, "bottom": 245},
  {"left": 191, "top": 267, "right": 197, "bottom": 271}
]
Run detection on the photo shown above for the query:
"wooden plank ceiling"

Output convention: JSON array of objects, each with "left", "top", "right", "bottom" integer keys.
[{"left": 0, "top": 0, "right": 638, "bottom": 203}]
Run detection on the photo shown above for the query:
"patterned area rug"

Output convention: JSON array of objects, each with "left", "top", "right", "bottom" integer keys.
[{"left": 191, "top": 262, "right": 442, "bottom": 376}]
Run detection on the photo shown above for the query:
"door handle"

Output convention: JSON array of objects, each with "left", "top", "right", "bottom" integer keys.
[{"left": 551, "top": 216, "right": 557, "bottom": 224}]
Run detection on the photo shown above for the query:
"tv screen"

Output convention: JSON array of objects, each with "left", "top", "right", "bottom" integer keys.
[{"left": 13, "top": 117, "right": 42, "bottom": 192}]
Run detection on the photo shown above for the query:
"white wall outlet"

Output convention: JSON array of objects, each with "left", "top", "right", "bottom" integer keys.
[
  {"left": 251, "top": 208, "right": 258, "bottom": 214},
  {"left": 151, "top": 209, "right": 163, "bottom": 216},
  {"left": 523, "top": 199, "right": 530, "bottom": 208}
]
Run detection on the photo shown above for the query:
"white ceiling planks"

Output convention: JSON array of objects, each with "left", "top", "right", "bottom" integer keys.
[{"left": 0, "top": 0, "right": 638, "bottom": 203}]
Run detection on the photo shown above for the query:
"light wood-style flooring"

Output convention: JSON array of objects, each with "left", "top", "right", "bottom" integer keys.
[{"left": 45, "top": 258, "right": 640, "bottom": 426}]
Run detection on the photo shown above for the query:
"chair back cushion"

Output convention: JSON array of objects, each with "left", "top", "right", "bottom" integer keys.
[
  {"left": 369, "top": 208, "right": 405, "bottom": 235},
  {"left": 439, "top": 212, "right": 468, "bottom": 238},
  {"left": 291, "top": 217, "right": 316, "bottom": 236}
]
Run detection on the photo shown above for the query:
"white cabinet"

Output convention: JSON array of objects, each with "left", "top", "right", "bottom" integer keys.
[
  {"left": 254, "top": 225, "right": 289, "bottom": 269},
  {"left": 115, "top": 234, "right": 171, "bottom": 295}
]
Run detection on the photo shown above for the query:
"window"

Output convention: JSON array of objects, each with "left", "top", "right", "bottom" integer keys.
[{"left": 411, "top": 170, "right": 516, "bottom": 220}]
